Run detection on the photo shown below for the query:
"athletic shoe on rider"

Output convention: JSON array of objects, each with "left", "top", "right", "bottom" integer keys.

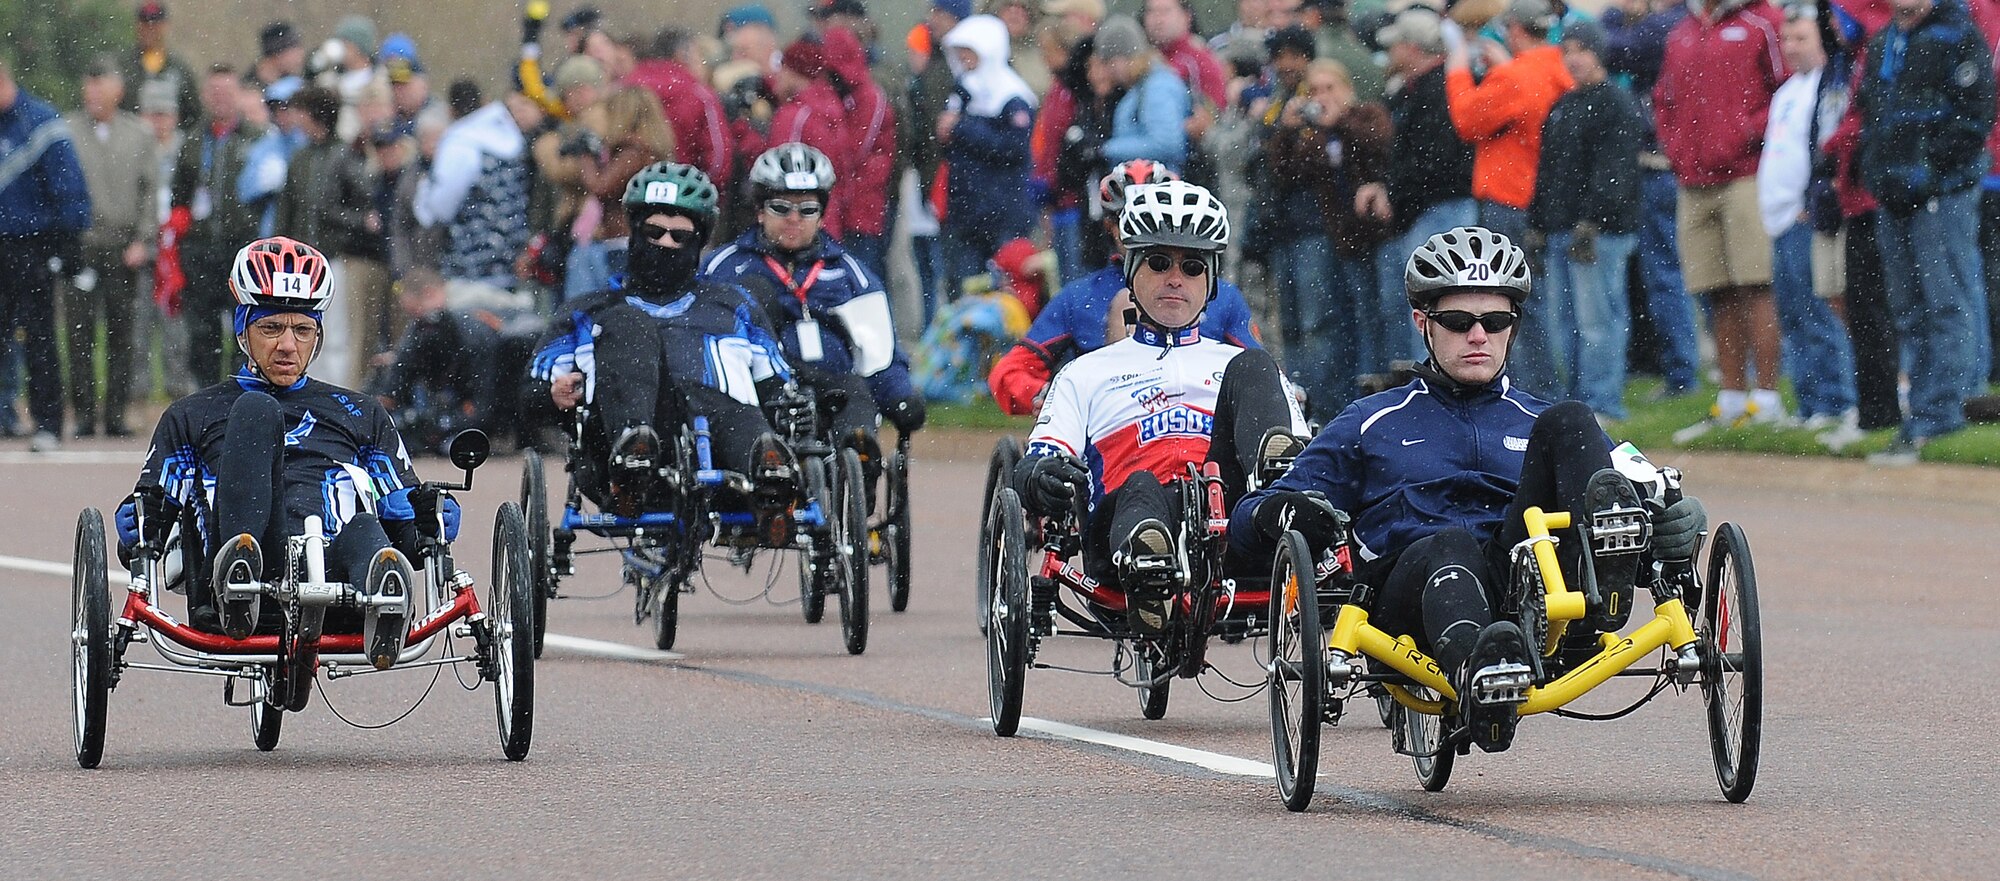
[
  {"left": 1584, "top": 468, "right": 1647, "bottom": 632},
  {"left": 749, "top": 433, "right": 800, "bottom": 546},
  {"left": 1254, "top": 427, "right": 1307, "bottom": 489},
  {"left": 608, "top": 424, "right": 661, "bottom": 517},
  {"left": 1456, "top": 620, "right": 1532, "bottom": 754},
  {"left": 361, "top": 547, "right": 414, "bottom": 670},
  {"left": 212, "top": 533, "right": 264, "bottom": 639},
  {"left": 1117, "top": 519, "right": 1176, "bottom": 635}
]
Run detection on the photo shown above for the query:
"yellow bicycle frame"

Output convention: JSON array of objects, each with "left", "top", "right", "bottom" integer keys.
[{"left": 1326, "top": 507, "right": 1700, "bottom": 717}]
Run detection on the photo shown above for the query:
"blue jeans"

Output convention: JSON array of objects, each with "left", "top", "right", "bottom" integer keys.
[
  {"left": 1771, "top": 224, "right": 1858, "bottom": 419},
  {"left": 1546, "top": 229, "right": 1638, "bottom": 419},
  {"left": 911, "top": 234, "right": 944, "bottom": 332},
  {"left": 1637, "top": 169, "right": 1701, "bottom": 394},
  {"left": 1480, "top": 201, "right": 1559, "bottom": 399},
  {"left": 1049, "top": 207, "right": 1085, "bottom": 287},
  {"left": 1269, "top": 233, "right": 1356, "bottom": 421},
  {"left": 1376, "top": 198, "right": 1479, "bottom": 367},
  {"left": 1875, "top": 187, "right": 1985, "bottom": 440}
]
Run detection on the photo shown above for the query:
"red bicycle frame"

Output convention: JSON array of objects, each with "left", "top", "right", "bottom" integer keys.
[{"left": 117, "top": 582, "right": 483, "bottom": 656}]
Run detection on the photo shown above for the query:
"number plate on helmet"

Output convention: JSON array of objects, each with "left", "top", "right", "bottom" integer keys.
[
  {"left": 644, "top": 181, "right": 680, "bottom": 203},
  {"left": 784, "top": 171, "right": 818, "bottom": 190},
  {"left": 274, "top": 272, "right": 312, "bottom": 298}
]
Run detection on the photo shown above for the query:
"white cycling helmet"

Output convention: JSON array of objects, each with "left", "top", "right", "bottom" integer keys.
[
  {"left": 749, "top": 142, "right": 836, "bottom": 195},
  {"left": 1404, "top": 225, "right": 1532, "bottom": 308},
  {"left": 1118, "top": 179, "right": 1231, "bottom": 255}
]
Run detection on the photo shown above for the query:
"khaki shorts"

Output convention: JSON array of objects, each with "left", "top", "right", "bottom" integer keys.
[
  {"left": 1812, "top": 228, "right": 1845, "bottom": 298},
  {"left": 1676, "top": 179, "right": 1773, "bottom": 293}
]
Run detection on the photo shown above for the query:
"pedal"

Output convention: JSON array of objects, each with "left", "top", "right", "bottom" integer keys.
[
  {"left": 1590, "top": 505, "right": 1651, "bottom": 555},
  {"left": 1468, "top": 662, "right": 1533, "bottom": 706}
]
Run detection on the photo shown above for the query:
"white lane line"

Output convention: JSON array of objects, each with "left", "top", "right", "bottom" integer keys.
[
  {"left": 0, "top": 553, "right": 130, "bottom": 584},
  {"left": 1010, "top": 716, "right": 1276, "bottom": 778},
  {"left": 541, "top": 633, "right": 684, "bottom": 662},
  {"left": 0, "top": 450, "right": 147, "bottom": 465}
]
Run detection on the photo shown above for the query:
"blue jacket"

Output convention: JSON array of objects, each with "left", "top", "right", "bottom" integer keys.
[
  {"left": 0, "top": 92, "right": 91, "bottom": 237},
  {"left": 1231, "top": 371, "right": 1564, "bottom": 562},
  {"left": 1102, "top": 62, "right": 1190, "bottom": 170},
  {"left": 701, "top": 230, "right": 916, "bottom": 412},
  {"left": 1856, "top": 0, "right": 1997, "bottom": 214},
  {"left": 1021, "top": 264, "right": 1259, "bottom": 366},
  {"left": 944, "top": 95, "right": 1037, "bottom": 238}
]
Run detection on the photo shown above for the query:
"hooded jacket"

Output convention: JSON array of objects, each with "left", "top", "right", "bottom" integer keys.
[
  {"left": 417, "top": 102, "right": 531, "bottom": 288},
  {"left": 1855, "top": 0, "right": 1997, "bottom": 214},
  {"left": 626, "top": 56, "right": 735, "bottom": 191},
  {"left": 1654, "top": 0, "right": 1788, "bottom": 188},
  {"left": 941, "top": 15, "right": 1040, "bottom": 236},
  {"left": 822, "top": 27, "right": 899, "bottom": 239}
]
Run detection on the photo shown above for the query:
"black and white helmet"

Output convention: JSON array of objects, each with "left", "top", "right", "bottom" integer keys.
[
  {"left": 1404, "top": 225, "right": 1532, "bottom": 308},
  {"left": 1118, "top": 180, "right": 1231, "bottom": 254},
  {"left": 749, "top": 142, "right": 836, "bottom": 195}
]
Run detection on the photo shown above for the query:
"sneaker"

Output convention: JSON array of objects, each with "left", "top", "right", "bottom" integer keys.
[
  {"left": 1456, "top": 621, "right": 1532, "bottom": 754},
  {"left": 29, "top": 430, "right": 60, "bottom": 452},
  {"left": 1253, "top": 427, "right": 1306, "bottom": 489},
  {"left": 608, "top": 424, "right": 661, "bottom": 516},
  {"left": 1816, "top": 410, "right": 1866, "bottom": 452},
  {"left": 748, "top": 433, "right": 799, "bottom": 509},
  {"left": 211, "top": 533, "right": 264, "bottom": 640},
  {"left": 361, "top": 547, "right": 414, "bottom": 670},
  {"left": 1117, "top": 519, "right": 1177, "bottom": 635},
  {"left": 1867, "top": 435, "right": 1926, "bottom": 466},
  {"left": 1583, "top": 468, "right": 1647, "bottom": 632}
]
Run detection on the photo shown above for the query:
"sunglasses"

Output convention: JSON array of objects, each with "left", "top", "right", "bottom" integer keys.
[
  {"left": 1140, "top": 252, "right": 1208, "bottom": 277},
  {"left": 1425, "top": 310, "right": 1520, "bottom": 334},
  {"left": 644, "top": 225, "right": 699, "bottom": 246},
  {"left": 763, "top": 198, "right": 824, "bottom": 218}
]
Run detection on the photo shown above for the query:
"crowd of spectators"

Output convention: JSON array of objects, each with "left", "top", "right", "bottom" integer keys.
[{"left": 2, "top": 0, "right": 1998, "bottom": 464}]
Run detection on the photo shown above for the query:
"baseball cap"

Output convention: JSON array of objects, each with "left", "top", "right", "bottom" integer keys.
[
  {"left": 561, "top": 5, "right": 604, "bottom": 31},
  {"left": 1042, "top": 0, "right": 1106, "bottom": 18},
  {"left": 1374, "top": 8, "right": 1445, "bottom": 53},
  {"left": 722, "top": 4, "right": 779, "bottom": 30},
  {"left": 1499, "top": 0, "right": 1556, "bottom": 31}
]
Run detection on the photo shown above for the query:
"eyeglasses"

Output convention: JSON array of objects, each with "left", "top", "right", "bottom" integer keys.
[
  {"left": 1425, "top": 310, "right": 1519, "bottom": 334},
  {"left": 1141, "top": 252, "right": 1209, "bottom": 277},
  {"left": 249, "top": 320, "right": 320, "bottom": 342},
  {"left": 644, "top": 225, "right": 699, "bottom": 246},
  {"left": 763, "top": 198, "right": 824, "bottom": 218}
]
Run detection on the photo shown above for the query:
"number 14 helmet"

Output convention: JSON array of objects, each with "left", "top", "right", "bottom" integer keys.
[{"left": 230, "top": 236, "right": 334, "bottom": 311}]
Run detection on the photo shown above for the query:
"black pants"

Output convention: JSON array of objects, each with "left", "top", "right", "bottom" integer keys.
[
  {"left": 1843, "top": 211, "right": 1903, "bottom": 430},
  {"left": 183, "top": 243, "right": 236, "bottom": 387},
  {"left": 1359, "top": 400, "right": 1609, "bottom": 672},
  {"left": 0, "top": 233, "right": 66, "bottom": 432},
  {"left": 590, "top": 303, "right": 770, "bottom": 474},
  {"left": 63, "top": 239, "right": 137, "bottom": 430},
  {"left": 1086, "top": 349, "right": 1294, "bottom": 583}
]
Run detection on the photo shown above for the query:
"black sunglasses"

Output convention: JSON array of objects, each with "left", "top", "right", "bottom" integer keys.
[
  {"left": 1141, "top": 252, "right": 1208, "bottom": 277},
  {"left": 644, "top": 225, "right": 699, "bottom": 246},
  {"left": 1425, "top": 310, "right": 1519, "bottom": 334},
  {"left": 764, "top": 198, "right": 824, "bottom": 218}
]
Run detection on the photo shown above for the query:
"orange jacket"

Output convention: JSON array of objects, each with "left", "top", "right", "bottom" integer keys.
[{"left": 1445, "top": 46, "right": 1574, "bottom": 210}]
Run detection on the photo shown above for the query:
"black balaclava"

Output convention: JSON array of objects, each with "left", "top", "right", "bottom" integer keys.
[{"left": 625, "top": 211, "right": 708, "bottom": 300}]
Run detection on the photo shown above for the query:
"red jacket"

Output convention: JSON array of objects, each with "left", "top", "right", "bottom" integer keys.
[
  {"left": 1033, "top": 80, "right": 1078, "bottom": 209},
  {"left": 822, "top": 28, "right": 897, "bottom": 238},
  {"left": 1161, "top": 35, "right": 1228, "bottom": 108},
  {"left": 761, "top": 80, "right": 855, "bottom": 239},
  {"left": 626, "top": 58, "right": 735, "bottom": 191},
  {"left": 1654, "top": 0, "right": 1788, "bottom": 187}
]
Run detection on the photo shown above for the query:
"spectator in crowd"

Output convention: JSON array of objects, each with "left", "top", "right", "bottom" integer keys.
[
  {"left": 1603, "top": 0, "right": 1701, "bottom": 399},
  {"left": 1305, "top": 0, "right": 1387, "bottom": 103},
  {"left": 63, "top": 56, "right": 157, "bottom": 439},
  {"left": 1209, "top": 0, "right": 1273, "bottom": 57},
  {"left": 416, "top": 93, "right": 532, "bottom": 294},
  {"left": 723, "top": 5, "right": 784, "bottom": 78},
  {"left": 121, "top": 1, "right": 201, "bottom": 130},
  {"left": 373, "top": 266, "right": 499, "bottom": 455},
  {"left": 533, "top": 56, "right": 612, "bottom": 299},
  {"left": 629, "top": 28, "right": 735, "bottom": 192},
  {"left": 1098, "top": 14, "right": 1193, "bottom": 171},
  {"left": 1530, "top": 20, "right": 1642, "bottom": 423},
  {"left": 171, "top": 64, "right": 266, "bottom": 387},
  {"left": 1047, "top": 0, "right": 1107, "bottom": 42},
  {"left": 822, "top": 26, "right": 900, "bottom": 281},
  {"left": 1855, "top": 0, "right": 1995, "bottom": 462},
  {"left": 1032, "top": 22, "right": 1095, "bottom": 283},
  {"left": 988, "top": 0, "right": 1054, "bottom": 96},
  {"left": 1145, "top": 0, "right": 1229, "bottom": 108},
  {"left": 1055, "top": 36, "right": 1125, "bottom": 272},
  {"left": 326, "top": 15, "right": 384, "bottom": 144},
  {"left": 272, "top": 87, "right": 380, "bottom": 388},
  {"left": 1758, "top": 4, "right": 1861, "bottom": 445},
  {"left": 249, "top": 21, "right": 305, "bottom": 93},
  {"left": 563, "top": 6, "right": 607, "bottom": 54},
  {"left": 137, "top": 79, "right": 194, "bottom": 402},
  {"left": 386, "top": 53, "right": 434, "bottom": 139},
  {"left": 1367, "top": 8, "right": 1476, "bottom": 370},
  {"left": 761, "top": 36, "right": 856, "bottom": 240},
  {"left": 240, "top": 77, "right": 306, "bottom": 240},
  {"left": 1246, "top": 25, "right": 1319, "bottom": 368},
  {"left": 905, "top": 0, "right": 973, "bottom": 315},
  {"left": 1445, "top": 0, "right": 1574, "bottom": 399},
  {"left": 388, "top": 109, "right": 451, "bottom": 279},
  {"left": 1203, "top": 34, "right": 1272, "bottom": 290},
  {"left": 0, "top": 56, "right": 92, "bottom": 450},
  {"left": 1268, "top": 58, "right": 1392, "bottom": 417},
  {"left": 571, "top": 87, "right": 678, "bottom": 296},
  {"left": 938, "top": 14, "right": 1040, "bottom": 290},
  {"left": 1656, "top": 0, "right": 1788, "bottom": 439}
]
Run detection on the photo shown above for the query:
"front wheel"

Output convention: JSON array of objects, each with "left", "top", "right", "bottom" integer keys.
[
  {"left": 251, "top": 695, "right": 283, "bottom": 752},
  {"left": 72, "top": 508, "right": 112, "bottom": 769},
  {"left": 1268, "top": 529, "right": 1324, "bottom": 812},
  {"left": 976, "top": 437, "right": 1022, "bottom": 635},
  {"left": 491, "top": 502, "right": 536, "bottom": 761},
  {"left": 986, "top": 488, "right": 1030, "bottom": 736},
  {"left": 1400, "top": 690, "right": 1453, "bottom": 791},
  {"left": 1136, "top": 644, "right": 1171, "bottom": 720},
  {"left": 798, "top": 456, "right": 829, "bottom": 624},
  {"left": 886, "top": 448, "right": 912, "bottom": 612},
  {"left": 1701, "top": 522, "right": 1762, "bottom": 803},
  {"left": 521, "top": 449, "right": 551, "bottom": 658},
  {"left": 651, "top": 577, "right": 681, "bottom": 651},
  {"left": 835, "top": 448, "right": 871, "bottom": 655}
]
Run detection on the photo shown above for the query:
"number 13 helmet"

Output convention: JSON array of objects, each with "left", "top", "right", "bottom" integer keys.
[
  {"left": 1404, "top": 226, "right": 1532, "bottom": 308},
  {"left": 230, "top": 236, "right": 334, "bottom": 311}
]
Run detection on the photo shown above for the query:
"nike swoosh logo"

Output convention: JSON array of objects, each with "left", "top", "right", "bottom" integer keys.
[{"left": 1401, "top": 438, "right": 1425, "bottom": 446}]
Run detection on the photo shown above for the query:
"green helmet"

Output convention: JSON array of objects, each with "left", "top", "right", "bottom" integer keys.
[{"left": 623, "top": 162, "right": 719, "bottom": 233}]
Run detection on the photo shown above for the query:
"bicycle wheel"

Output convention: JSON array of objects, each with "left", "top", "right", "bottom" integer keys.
[
  {"left": 886, "top": 448, "right": 912, "bottom": 612},
  {"left": 1135, "top": 644, "right": 1171, "bottom": 720},
  {"left": 1268, "top": 529, "right": 1323, "bottom": 812},
  {"left": 651, "top": 574, "right": 681, "bottom": 651},
  {"left": 491, "top": 502, "right": 536, "bottom": 761},
  {"left": 251, "top": 696, "right": 283, "bottom": 752},
  {"left": 521, "top": 449, "right": 551, "bottom": 658},
  {"left": 986, "top": 488, "right": 1030, "bottom": 736},
  {"left": 1402, "top": 690, "right": 1453, "bottom": 792},
  {"left": 977, "top": 437, "right": 1022, "bottom": 635},
  {"left": 836, "top": 448, "right": 871, "bottom": 655},
  {"left": 798, "top": 456, "right": 830, "bottom": 624},
  {"left": 1701, "top": 522, "right": 1761, "bottom": 803},
  {"left": 72, "top": 508, "right": 112, "bottom": 769}
]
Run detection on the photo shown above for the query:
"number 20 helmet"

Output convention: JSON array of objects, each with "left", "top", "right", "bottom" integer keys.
[
  {"left": 229, "top": 236, "right": 334, "bottom": 311},
  {"left": 1404, "top": 226, "right": 1532, "bottom": 309}
]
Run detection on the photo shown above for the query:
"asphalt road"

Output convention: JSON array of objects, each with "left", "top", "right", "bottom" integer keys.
[{"left": 1, "top": 434, "right": 1994, "bottom": 881}]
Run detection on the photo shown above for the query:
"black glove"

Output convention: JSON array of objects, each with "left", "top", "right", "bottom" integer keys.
[
  {"left": 885, "top": 397, "right": 927, "bottom": 434},
  {"left": 559, "top": 128, "right": 605, "bottom": 158},
  {"left": 408, "top": 483, "right": 443, "bottom": 540},
  {"left": 1251, "top": 490, "right": 1349, "bottom": 549},
  {"left": 1652, "top": 495, "right": 1707, "bottom": 562},
  {"left": 1567, "top": 221, "right": 1599, "bottom": 264},
  {"left": 1014, "top": 453, "right": 1089, "bottom": 517}
]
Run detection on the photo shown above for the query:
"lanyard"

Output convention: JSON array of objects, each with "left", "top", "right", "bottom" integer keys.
[{"left": 762, "top": 255, "right": 824, "bottom": 308}]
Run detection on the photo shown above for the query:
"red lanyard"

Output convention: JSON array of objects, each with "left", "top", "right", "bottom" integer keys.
[{"left": 762, "top": 256, "right": 825, "bottom": 307}]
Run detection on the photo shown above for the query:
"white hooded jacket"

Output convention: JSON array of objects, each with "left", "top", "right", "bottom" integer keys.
[
  {"left": 943, "top": 15, "right": 1039, "bottom": 118},
  {"left": 415, "top": 101, "right": 526, "bottom": 228}
]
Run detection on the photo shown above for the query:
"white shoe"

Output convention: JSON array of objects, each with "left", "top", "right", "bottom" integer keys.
[
  {"left": 29, "top": 430, "right": 59, "bottom": 452},
  {"left": 1815, "top": 410, "right": 1865, "bottom": 451}
]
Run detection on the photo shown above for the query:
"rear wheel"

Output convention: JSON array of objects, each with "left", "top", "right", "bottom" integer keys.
[
  {"left": 491, "top": 502, "right": 536, "bottom": 761},
  {"left": 651, "top": 575, "right": 681, "bottom": 651},
  {"left": 1135, "top": 644, "right": 1171, "bottom": 720},
  {"left": 798, "top": 457, "right": 829, "bottom": 624},
  {"left": 835, "top": 448, "right": 871, "bottom": 655},
  {"left": 251, "top": 695, "right": 283, "bottom": 752},
  {"left": 521, "top": 449, "right": 551, "bottom": 658},
  {"left": 986, "top": 488, "right": 1030, "bottom": 736},
  {"left": 885, "top": 448, "right": 912, "bottom": 612},
  {"left": 977, "top": 437, "right": 1022, "bottom": 635},
  {"left": 1268, "top": 529, "right": 1323, "bottom": 812},
  {"left": 72, "top": 508, "right": 112, "bottom": 769},
  {"left": 1701, "top": 522, "right": 1761, "bottom": 803},
  {"left": 1401, "top": 690, "right": 1453, "bottom": 791}
]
